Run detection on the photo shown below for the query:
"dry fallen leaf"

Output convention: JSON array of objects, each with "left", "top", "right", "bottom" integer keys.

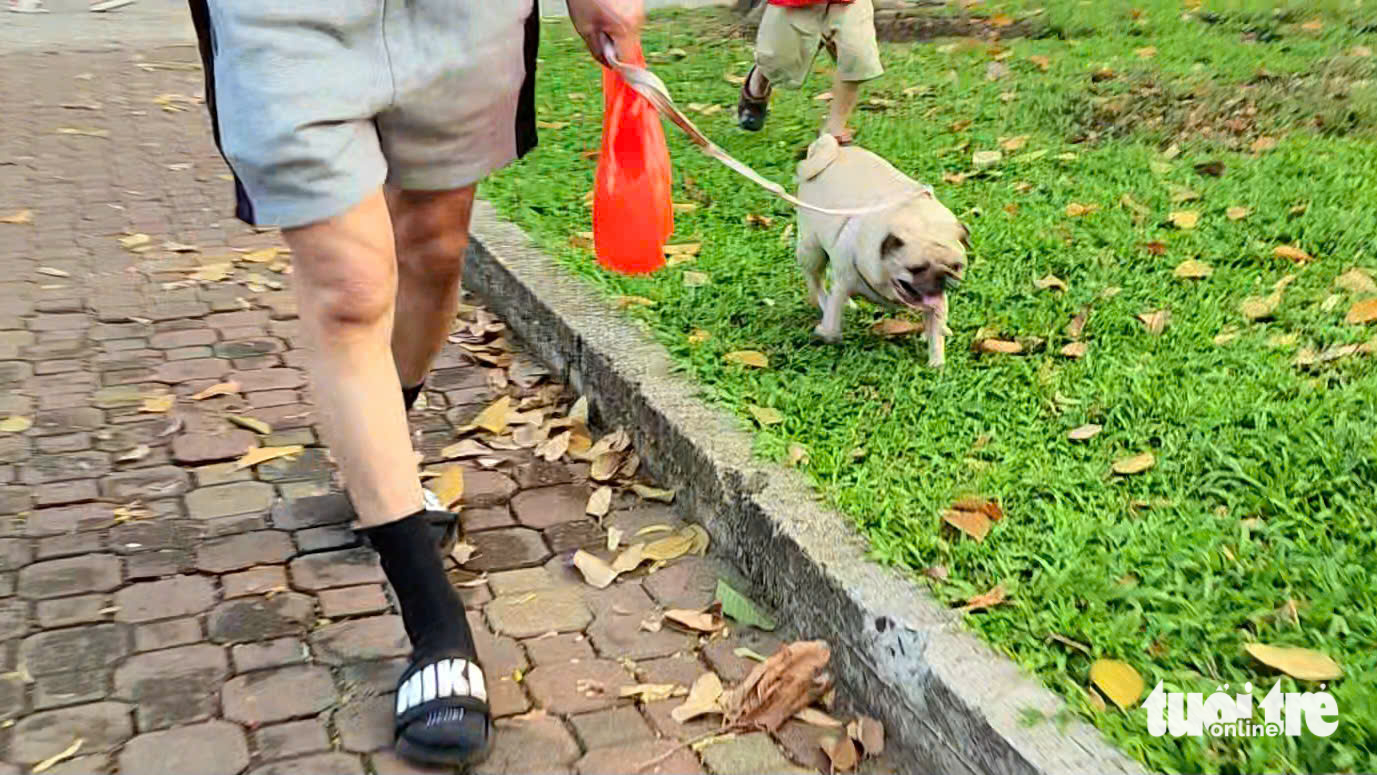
[
  {"left": 1245, "top": 643, "right": 1342, "bottom": 680},
  {"left": 682, "top": 271, "right": 710, "bottom": 287},
  {"left": 1227, "top": 206, "right": 1251, "bottom": 221},
  {"left": 1345, "top": 298, "right": 1377, "bottom": 325},
  {"left": 1173, "top": 260, "right": 1213, "bottom": 279},
  {"left": 723, "top": 641, "right": 832, "bottom": 732},
  {"left": 1112, "top": 452, "right": 1156, "bottom": 475},
  {"left": 643, "top": 534, "right": 694, "bottom": 562},
  {"left": 724, "top": 350, "right": 769, "bottom": 368},
  {"left": 973, "top": 150, "right": 1003, "bottom": 168},
  {"left": 36, "top": 266, "right": 69, "bottom": 278},
  {"left": 619, "top": 683, "right": 683, "bottom": 703},
  {"left": 1135, "top": 46, "right": 1157, "bottom": 58},
  {"left": 786, "top": 443, "right": 809, "bottom": 467},
  {"left": 573, "top": 550, "right": 620, "bottom": 589},
  {"left": 1065, "top": 202, "right": 1099, "bottom": 217},
  {"left": 671, "top": 672, "right": 725, "bottom": 723},
  {"left": 872, "top": 318, "right": 921, "bottom": 337},
  {"left": 1028, "top": 55, "right": 1051, "bottom": 71},
  {"left": 1000, "top": 135, "right": 1030, "bottom": 151},
  {"left": 234, "top": 445, "right": 304, "bottom": 470},
  {"left": 1252, "top": 136, "right": 1278, "bottom": 153},
  {"left": 1036, "top": 274, "right": 1068, "bottom": 292},
  {"left": 450, "top": 542, "right": 477, "bottom": 565},
  {"left": 610, "top": 543, "right": 647, "bottom": 574},
  {"left": 0, "top": 416, "right": 32, "bottom": 434},
  {"left": 1089, "top": 659, "right": 1144, "bottom": 710},
  {"left": 942, "top": 509, "right": 991, "bottom": 542},
  {"left": 428, "top": 466, "right": 465, "bottom": 509},
  {"left": 1335, "top": 268, "right": 1377, "bottom": 295},
  {"left": 1061, "top": 341, "right": 1088, "bottom": 359},
  {"left": 31, "top": 738, "right": 83, "bottom": 774},
  {"left": 1168, "top": 211, "right": 1199, "bottom": 230},
  {"left": 961, "top": 584, "right": 1008, "bottom": 611},
  {"left": 589, "top": 451, "right": 624, "bottom": 482},
  {"left": 115, "top": 444, "right": 151, "bottom": 464},
  {"left": 1274, "top": 245, "right": 1313, "bottom": 263},
  {"left": 795, "top": 707, "right": 845, "bottom": 728},
  {"left": 1242, "top": 291, "right": 1282, "bottom": 322},
  {"left": 586, "top": 486, "right": 613, "bottom": 518},
  {"left": 747, "top": 405, "right": 783, "bottom": 426},
  {"left": 190, "top": 381, "right": 240, "bottom": 400},
  {"left": 227, "top": 415, "right": 271, "bottom": 435},
  {"left": 848, "top": 715, "right": 885, "bottom": 756},
  {"left": 118, "top": 233, "right": 151, "bottom": 250},
  {"left": 1137, "top": 310, "right": 1170, "bottom": 336},
  {"left": 664, "top": 608, "right": 725, "bottom": 633},
  {"left": 822, "top": 735, "right": 860, "bottom": 773},
  {"left": 472, "top": 396, "right": 513, "bottom": 434},
  {"left": 978, "top": 339, "right": 1023, "bottom": 355},
  {"left": 1068, "top": 424, "right": 1102, "bottom": 441},
  {"left": 664, "top": 243, "right": 701, "bottom": 258},
  {"left": 0, "top": 210, "right": 33, "bottom": 225},
  {"left": 630, "top": 484, "right": 676, "bottom": 503},
  {"left": 140, "top": 394, "right": 175, "bottom": 413},
  {"left": 442, "top": 439, "right": 491, "bottom": 460}
]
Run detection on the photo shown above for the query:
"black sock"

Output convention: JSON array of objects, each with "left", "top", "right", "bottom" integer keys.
[
  {"left": 363, "top": 510, "right": 474, "bottom": 660},
  {"left": 402, "top": 382, "right": 425, "bottom": 412}
]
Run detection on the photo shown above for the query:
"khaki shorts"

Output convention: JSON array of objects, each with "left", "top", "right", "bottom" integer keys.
[
  {"left": 189, "top": 0, "right": 539, "bottom": 229},
  {"left": 755, "top": 0, "right": 883, "bottom": 90}
]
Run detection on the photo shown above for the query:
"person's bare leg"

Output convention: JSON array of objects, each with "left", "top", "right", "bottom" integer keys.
[
  {"left": 283, "top": 189, "right": 421, "bottom": 528},
  {"left": 386, "top": 186, "right": 476, "bottom": 390},
  {"left": 823, "top": 72, "right": 861, "bottom": 139}
]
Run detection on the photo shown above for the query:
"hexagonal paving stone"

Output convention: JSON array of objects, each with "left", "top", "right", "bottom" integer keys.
[
  {"left": 113, "top": 643, "right": 230, "bottom": 729},
  {"left": 467, "top": 527, "right": 550, "bottom": 572},
  {"left": 642, "top": 556, "right": 720, "bottom": 610},
  {"left": 10, "top": 702, "right": 133, "bottom": 766},
  {"left": 510, "top": 484, "right": 590, "bottom": 530},
  {"left": 20, "top": 623, "right": 130, "bottom": 677},
  {"left": 16, "top": 553, "right": 122, "bottom": 599},
  {"left": 185, "top": 481, "right": 275, "bottom": 520},
  {"left": 208, "top": 592, "right": 316, "bottom": 644},
  {"left": 289, "top": 546, "right": 384, "bottom": 591},
  {"left": 523, "top": 658, "right": 633, "bottom": 715},
  {"left": 119, "top": 720, "right": 249, "bottom": 775},
  {"left": 172, "top": 430, "right": 257, "bottom": 464},
  {"left": 483, "top": 715, "right": 581, "bottom": 773},
  {"left": 196, "top": 530, "right": 295, "bottom": 573},
  {"left": 575, "top": 739, "right": 705, "bottom": 775},
  {"left": 697, "top": 732, "right": 811, "bottom": 775},
  {"left": 486, "top": 587, "right": 591, "bottom": 639},
  {"left": 248, "top": 753, "right": 367, "bottom": 775},
  {"left": 114, "top": 575, "right": 217, "bottom": 623},
  {"left": 309, "top": 615, "right": 409, "bottom": 665},
  {"left": 223, "top": 665, "right": 338, "bottom": 725}
]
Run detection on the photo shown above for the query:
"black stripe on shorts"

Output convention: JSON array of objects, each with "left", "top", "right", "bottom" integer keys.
[
  {"left": 188, "top": 0, "right": 258, "bottom": 225},
  {"left": 515, "top": 6, "right": 540, "bottom": 160}
]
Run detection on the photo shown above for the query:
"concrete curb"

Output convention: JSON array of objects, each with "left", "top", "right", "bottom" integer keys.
[{"left": 464, "top": 200, "right": 1149, "bottom": 775}]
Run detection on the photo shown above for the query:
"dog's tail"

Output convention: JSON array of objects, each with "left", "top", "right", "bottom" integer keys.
[{"left": 798, "top": 133, "right": 841, "bottom": 182}]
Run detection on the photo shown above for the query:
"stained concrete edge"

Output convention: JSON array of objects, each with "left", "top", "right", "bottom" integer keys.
[{"left": 464, "top": 199, "right": 1148, "bottom": 775}]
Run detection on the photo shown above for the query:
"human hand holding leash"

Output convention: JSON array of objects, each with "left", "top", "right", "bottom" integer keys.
[{"left": 567, "top": 0, "right": 645, "bottom": 66}]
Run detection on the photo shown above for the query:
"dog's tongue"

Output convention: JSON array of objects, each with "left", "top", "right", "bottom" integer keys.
[{"left": 921, "top": 293, "right": 946, "bottom": 316}]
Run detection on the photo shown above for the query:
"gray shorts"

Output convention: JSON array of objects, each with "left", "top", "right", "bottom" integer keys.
[{"left": 189, "top": 0, "right": 539, "bottom": 228}]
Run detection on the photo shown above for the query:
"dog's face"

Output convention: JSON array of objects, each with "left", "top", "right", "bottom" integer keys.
[{"left": 876, "top": 191, "right": 968, "bottom": 312}]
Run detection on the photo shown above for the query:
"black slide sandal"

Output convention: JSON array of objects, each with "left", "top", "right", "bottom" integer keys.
[{"left": 394, "top": 654, "right": 494, "bottom": 768}]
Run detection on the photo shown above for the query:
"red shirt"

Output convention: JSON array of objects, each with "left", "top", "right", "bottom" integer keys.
[{"left": 768, "top": 0, "right": 854, "bottom": 5}]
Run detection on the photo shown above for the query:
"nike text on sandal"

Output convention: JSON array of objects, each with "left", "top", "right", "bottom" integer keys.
[
  {"left": 394, "top": 654, "right": 493, "bottom": 768},
  {"left": 737, "top": 66, "right": 771, "bottom": 132}
]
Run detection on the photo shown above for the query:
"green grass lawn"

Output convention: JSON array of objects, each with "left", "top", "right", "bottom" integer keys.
[{"left": 481, "top": 3, "right": 1377, "bottom": 772}]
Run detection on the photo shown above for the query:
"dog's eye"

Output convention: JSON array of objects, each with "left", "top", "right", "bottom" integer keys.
[{"left": 881, "top": 234, "right": 905, "bottom": 254}]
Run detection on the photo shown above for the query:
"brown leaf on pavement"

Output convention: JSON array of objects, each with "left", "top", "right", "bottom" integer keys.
[{"left": 722, "top": 640, "right": 832, "bottom": 732}]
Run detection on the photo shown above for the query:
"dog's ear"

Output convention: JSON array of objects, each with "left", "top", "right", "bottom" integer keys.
[{"left": 881, "top": 233, "right": 905, "bottom": 257}]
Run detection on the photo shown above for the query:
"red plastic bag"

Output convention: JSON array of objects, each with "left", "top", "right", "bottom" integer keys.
[{"left": 593, "top": 41, "right": 673, "bottom": 275}]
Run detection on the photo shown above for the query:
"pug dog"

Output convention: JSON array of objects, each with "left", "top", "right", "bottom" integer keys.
[{"left": 795, "top": 133, "right": 969, "bottom": 367}]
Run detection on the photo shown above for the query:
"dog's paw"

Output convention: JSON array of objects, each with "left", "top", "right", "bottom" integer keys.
[{"left": 813, "top": 324, "right": 842, "bottom": 344}]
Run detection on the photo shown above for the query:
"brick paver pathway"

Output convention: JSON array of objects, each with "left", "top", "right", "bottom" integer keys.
[{"left": 0, "top": 29, "right": 893, "bottom": 775}]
